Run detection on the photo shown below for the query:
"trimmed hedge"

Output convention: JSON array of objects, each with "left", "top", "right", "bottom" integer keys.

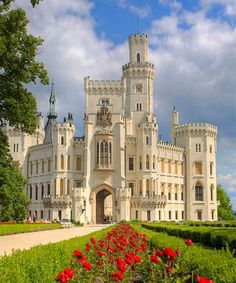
[
  {"left": 132, "top": 223, "right": 236, "bottom": 283},
  {"left": 0, "top": 226, "right": 114, "bottom": 282},
  {"left": 141, "top": 223, "right": 236, "bottom": 252}
]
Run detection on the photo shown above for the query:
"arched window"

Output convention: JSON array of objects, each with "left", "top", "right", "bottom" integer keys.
[
  {"left": 153, "top": 179, "right": 156, "bottom": 196},
  {"left": 109, "top": 142, "right": 112, "bottom": 163},
  {"left": 67, "top": 155, "right": 70, "bottom": 170},
  {"left": 137, "top": 53, "right": 141, "bottom": 62},
  {"left": 60, "top": 179, "right": 64, "bottom": 196},
  {"left": 60, "top": 155, "right": 64, "bottom": 170},
  {"left": 210, "top": 185, "right": 214, "bottom": 201},
  {"left": 97, "top": 142, "right": 99, "bottom": 164},
  {"left": 139, "top": 103, "right": 142, "bottom": 111},
  {"left": 61, "top": 136, "right": 64, "bottom": 145},
  {"left": 105, "top": 141, "right": 109, "bottom": 167},
  {"left": 153, "top": 155, "right": 155, "bottom": 169},
  {"left": 146, "top": 155, "right": 150, "bottom": 170},
  {"left": 146, "top": 136, "right": 149, "bottom": 145},
  {"left": 100, "top": 142, "right": 104, "bottom": 164},
  {"left": 195, "top": 182, "right": 203, "bottom": 201},
  {"left": 55, "top": 155, "right": 57, "bottom": 170},
  {"left": 137, "top": 103, "right": 139, "bottom": 111},
  {"left": 146, "top": 179, "right": 149, "bottom": 197}
]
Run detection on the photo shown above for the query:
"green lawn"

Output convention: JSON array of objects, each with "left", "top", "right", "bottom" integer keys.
[{"left": 0, "top": 223, "right": 61, "bottom": 236}]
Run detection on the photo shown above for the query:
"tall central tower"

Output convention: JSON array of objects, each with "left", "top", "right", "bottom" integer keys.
[{"left": 122, "top": 34, "right": 155, "bottom": 134}]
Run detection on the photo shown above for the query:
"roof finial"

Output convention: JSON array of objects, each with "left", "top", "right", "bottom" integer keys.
[
  {"left": 48, "top": 78, "right": 57, "bottom": 119},
  {"left": 173, "top": 106, "right": 176, "bottom": 111}
]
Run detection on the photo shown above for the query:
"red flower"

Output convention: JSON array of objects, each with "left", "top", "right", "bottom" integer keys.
[
  {"left": 57, "top": 272, "right": 68, "bottom": 283},
  {"left": 99, "top": 240, "right": 105, "bottom": 248},
  {"left": 167, "top": 266, "right": 173, "bottom": 273},
  {"left": 117, "top": 258, "right": 126, "bottom": 272},
  {"left": 156, "top": 250, "right": 163, "bottom": 257},
  {"left": 73, "top": 250, "right": 83, "bottom": 258},
  {"left": 90, "top": 237, "right": 96, "bottom": 244},
  {"left": 150, "top": 255, "right": 160, "bottom": 264},
  {"left": 163, "top": 247, "right": 176, "bottom": 261},
  {"left": 97, "top": 250, "right": 106, "bottom": 257},
  {"left": 112, "top": 271, "right": 124, "bottom": 282},
  {"left": 64, "top": 267, "right": 73, "bottom": 279},
  {"left": 186, "top": 239, "right": 193, "bottom": 246},
  {"left": 196, "top": 275, "right": 213, "bottom": 283},
  {"left": 98, "top": 260, "right": 103, "bottom": 267},
  {"left": 133, "top": 255, "right": 141, "bottom": 263},
  {"left": 85, "top": 243, "right": 91, "bottom": 252},
  {"left": 176, "top": 249, "right": 181, "bottom": 256},
  {"left": 82, "top": 261, "right": 92, "bottom": 270}
]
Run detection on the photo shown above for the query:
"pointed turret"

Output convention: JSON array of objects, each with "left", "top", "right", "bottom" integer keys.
[{"left": 44, "top": 81, "right": 57, "bottom": 144}]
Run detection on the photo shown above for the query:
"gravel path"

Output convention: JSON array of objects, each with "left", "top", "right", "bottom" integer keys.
[{"left": 0, "top": 224, "right": 109, "bottom": 256}]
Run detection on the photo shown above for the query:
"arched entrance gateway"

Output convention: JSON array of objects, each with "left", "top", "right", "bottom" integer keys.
[
  {"left": 96, "top": 189, "right": 113, "bottom": 223},
  {"left": 91, "top": 184, "right": 115, "bottom": 224}
]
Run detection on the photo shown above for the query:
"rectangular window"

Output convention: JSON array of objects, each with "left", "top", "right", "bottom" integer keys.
[
  {"left": 136, "top": 84, "right": 143, "bottom": 93},
  {"left": 161, "top": 160, "right": 165, "bottom": 173},
  {"left": 182, "top": 211, "right": 184, "bottom": 220},
  {"left": 136, "top": 210, "right": 138, "bottom": 220},
  {"left": 48, "top": 159, "right": 51, "bottom": 172},
  {"left": 48, "top": 210, "right": 51, "bottom": 220},
  {"left": 29, "top": 186, "right": 32, "bottom": 199},
  {"left": 128, "top": 183, "right": 134, "bottom": 196},
  {"left": 181, "top": 192, "right": 184, "bottom": 201},
  {"left": 174, "top": 161, "right": 178, "bottom": 175},
  {"left": 101, "top": 99, "right": 109, "bottom": 106},
  {"left": 211, "top": 210, "right": 215, "bottom": 220},
  {"left": 199, "top": 144, "right": 201, "bottom": 152},
  {"left": 161, "top": 183, "right": 165, "bottom": 195},
  {"left": 195, "top": 186, "right": 204, "bottom": 201},
  {"left": 175, "top": 193, "right": 178, "bottom": 201},
  {"left": 197, "top": 210, "right": 202, "bottom": 220},
  {"left": 35, "top": 185, "right": 38, "bottom": 200},
  {"left": 41, "top": 185, "right": 44, "bottom": 199},
  {"left": 181, "top": 162, "right": 184, "bottom": 175},
  {"left": 147, "top": 210, "right": 151, "bottom": 221},
  {"left": 210, "top": 162, "right": 213, "bottom": 175},
  {"left": 41, "top": 160, "right": 44, "bottom": 173},
  {"left": 36, "top": 161, "right": 38, "bottom": 174},
  {"left": 168, "top": 161, "right": 171, "bottom": 174},
  {"left": 196, "top": 144, "right": 198, "bottom": 152},
  {"left": 128, "top": 157, "right": 134, "bottom": 171},
  {"left": 168, "top": 192, "right": 171, "bottom": 200},
  {"left": 40, "top": 210, "right": 43, "bottom": 219},
  {"left": 210, "top": 145, "right": 212, "bottom": 153},
  {"left": 195, "top": 162, "right": 202, "bottom": 175},
  {"left": 76, "top": 157, "right": 82, "bottom": 171},
  {"left": 47, "top": 184, "right": 50, "bottom": 195},
  {"left": 169, "top": 211, "right": 171, "bottom": 220},
  {"left": 175, "top": 211, "right": 178, "bottom": 220},
  {"left": 55, "top": 155, "right": 57, "bottom": 170}
]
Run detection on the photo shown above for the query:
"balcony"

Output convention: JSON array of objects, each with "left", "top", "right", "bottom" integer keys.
[
  {"left": 131, "top": 195, "right": 167, "bottom": 206},
  {"left": 43, "top": 195, "right": 72, "bottom": 207}
]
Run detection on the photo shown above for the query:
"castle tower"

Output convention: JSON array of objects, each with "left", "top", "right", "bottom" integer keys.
[
  {"left": 172, "top": 117, "right": 218, "bottom": 221},
  {"left": 122, "top": 34, "right": 155, "bottom": 134}
]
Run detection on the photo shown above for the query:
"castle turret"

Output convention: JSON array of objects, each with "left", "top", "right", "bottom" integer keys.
[
  {"left": 172, "top": 123, "right": 218, "bottom": 221},
  {"left": 171, "top": 107, "right": 179, "bottom": 145}
]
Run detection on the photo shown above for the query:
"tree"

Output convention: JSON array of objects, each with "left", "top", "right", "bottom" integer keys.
[
  {"left": 0, "top": 0, "right": 48, "bottom": 133},
  {"left": 217, "top": 184, "right": 235, "bottom": 221},
  {"left": 0, "top": 131, "right": 30, "bottom": 221},
  {"left": 0, "top": 0, "right": 47, "bottom": 221}
]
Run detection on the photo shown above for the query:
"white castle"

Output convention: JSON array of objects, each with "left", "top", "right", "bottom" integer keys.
[{"left": 2, "top": 34, "right": 218, "bottom": 223}]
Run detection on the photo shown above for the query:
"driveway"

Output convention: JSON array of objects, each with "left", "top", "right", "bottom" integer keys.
[{"left": 0, "top": 224, "right": 109, "bottom": 256}]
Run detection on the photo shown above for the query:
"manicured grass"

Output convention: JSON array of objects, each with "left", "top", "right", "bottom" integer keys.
[
  {"left": 0, "top": 223, "right": 61, "bottom": 236},
  {"left": 132, "top": 223, "right": 236, "bottom": 283},
  {"left": 0, "top": 226, "right": 114, "bottom": 283}
]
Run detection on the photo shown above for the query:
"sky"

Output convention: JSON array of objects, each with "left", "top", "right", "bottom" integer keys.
[{"left": 15, "top": 0, "right": 236, "bottom": 209}]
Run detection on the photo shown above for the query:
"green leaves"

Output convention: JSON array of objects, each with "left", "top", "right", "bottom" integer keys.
[
  {"left": 217, "top": 185, "right": 235, "bottom": 221},
  {"left": 0, "top": 3, "right": 48, "bottom": 133}
]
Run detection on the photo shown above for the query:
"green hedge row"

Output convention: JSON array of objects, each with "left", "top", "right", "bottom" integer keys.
[
  {"left": 0, "top": 226, "right": 113, "bottom": 282},
  {"left": 187, "top": 221, "right": 236, "bottom": 228},
  {"left": 132, "top": 223, "right": 236, "bottom": 283},
  {"left": 141, "top": 223, "right": 236, "bottom": 252},
  {"left": 0, "top": 223, "right": 61, "bottom": 236}
]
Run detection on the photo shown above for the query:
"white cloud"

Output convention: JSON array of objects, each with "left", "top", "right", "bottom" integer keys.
[
  {"left": 200, "top": 0, "right": 236, "bottom": 16},
  {"left": 118, "top": 0, "right": 151, "bottom": 18}
]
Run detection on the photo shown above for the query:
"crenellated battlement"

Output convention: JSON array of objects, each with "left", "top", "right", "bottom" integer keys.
[
  {"left": 86, "top": 79, "right": 122, "bottom": 90},
  {"left": 129, "top": 33, "right": 147, "bottom": 43},
  {"left": 157, "top": 142, "right": 184, "bottom": 152},
  {"left": 122, "top": 62, "right": 154, "bottom": 71},
  {"left": 174, "top": 123, "right": 217, "bottom": 137}
]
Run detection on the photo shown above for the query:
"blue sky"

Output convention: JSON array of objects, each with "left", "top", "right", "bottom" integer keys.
[{"left": 15, "top": 0, "right": 236, "bottom": 209}]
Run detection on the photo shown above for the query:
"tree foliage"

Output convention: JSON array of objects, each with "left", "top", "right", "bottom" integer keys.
[
  {"left": 0, "top": 0, "right": 46, "bottom": 221},
  {"left": 0, "top": 0, "right": 48, "bottom": 134},
  {"left": 217, "top": 184, "right": 235, "bottom": 221},
  {"left": 0, "top": 131, "right": 30, "bottom": 221}
]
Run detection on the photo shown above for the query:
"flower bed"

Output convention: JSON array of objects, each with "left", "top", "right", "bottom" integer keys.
[{"left": 57, "top": 224, "right": 212, "bottom": 282}]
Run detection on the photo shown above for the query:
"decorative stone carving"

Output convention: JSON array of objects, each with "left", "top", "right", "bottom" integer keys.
[{"left": 97, "top": 106, "right": 112, "bottom": 127}]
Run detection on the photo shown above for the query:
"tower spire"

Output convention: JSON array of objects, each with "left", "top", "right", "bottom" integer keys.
[{"left": 48, "top": 79, "right": 57, "bottom": 119}]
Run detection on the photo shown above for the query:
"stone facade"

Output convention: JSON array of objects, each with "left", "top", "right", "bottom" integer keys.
[{"left": 2, "top": 34, "right": 218, "bottom": 223}]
